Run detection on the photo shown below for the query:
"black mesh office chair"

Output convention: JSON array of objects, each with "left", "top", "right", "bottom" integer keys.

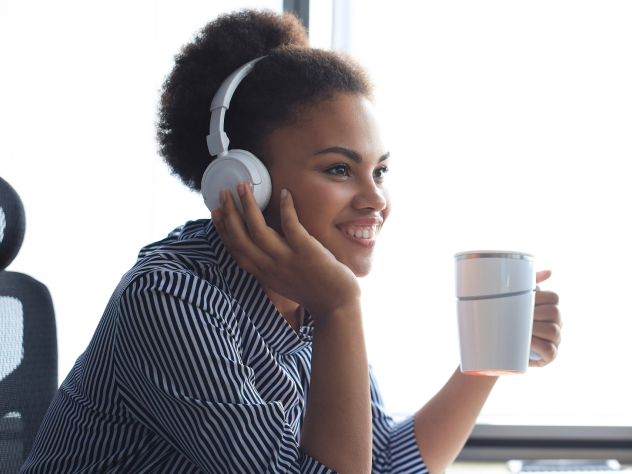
[{"left": 0, "top": 177, "right": 57, "bottom": 474}]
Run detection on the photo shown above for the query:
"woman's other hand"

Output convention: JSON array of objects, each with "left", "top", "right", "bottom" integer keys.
[
  {"left": 211, "top": 183, "right": 361, "bottom": 319},
  {"left": 530, "top": 270, "right": 562, "bottom": 367}
]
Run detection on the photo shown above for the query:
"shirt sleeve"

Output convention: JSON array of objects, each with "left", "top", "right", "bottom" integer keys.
[
  {"left": 370, "top": 367, "right": 428, "bottom": 474},
  {"left": 114, "top": 270, "right": 337, "bottom": 474}
]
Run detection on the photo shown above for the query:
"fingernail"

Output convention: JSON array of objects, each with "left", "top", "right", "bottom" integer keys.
[
  {"left": 211, "top": 208, "right": 221, "bottom": 221},
  {"left": 219, "top": 190, "right": 226, "bottom": 205},
  {"left": 237, "top": 183, "right": 245, "bottom": 197},
  {"left": 280, "top": 189, "right": 288, "bottom": 199}
]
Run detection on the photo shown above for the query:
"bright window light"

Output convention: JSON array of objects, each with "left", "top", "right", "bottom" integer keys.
[
  {"left": 309, "top": 0, "right": 333, "bottom": 49},
  {"left": 344, "top": 0, "right": 632, "bottom": 426}
]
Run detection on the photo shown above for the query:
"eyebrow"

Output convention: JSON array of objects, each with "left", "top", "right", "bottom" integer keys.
[{"left": 314, "top": 146, "right": 390, "bottom": 164}]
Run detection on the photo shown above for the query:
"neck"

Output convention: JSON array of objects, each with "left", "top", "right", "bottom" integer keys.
[{"left": 260, "top": 285, "right": 303, "bottom": 332}]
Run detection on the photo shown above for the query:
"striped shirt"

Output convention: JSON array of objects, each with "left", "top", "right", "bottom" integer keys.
[{"left": 22, "top": 219, "right": 428, "bottom": 474}]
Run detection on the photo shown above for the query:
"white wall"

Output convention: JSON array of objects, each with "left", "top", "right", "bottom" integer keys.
[{"left": 0, "top": 0, "right": 282, "bottom": 383}]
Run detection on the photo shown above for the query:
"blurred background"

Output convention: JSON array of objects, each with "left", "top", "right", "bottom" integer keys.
[{"left": 1, "top": 0, "right": 630, "bottom": 428}]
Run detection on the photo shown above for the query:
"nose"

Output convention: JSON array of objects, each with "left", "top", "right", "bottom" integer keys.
[{"left": 351, "top": 176, "right": 387, "bottom": 212}]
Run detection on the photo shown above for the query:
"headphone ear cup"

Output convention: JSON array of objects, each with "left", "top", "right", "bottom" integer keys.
[
  {"left": 249, "top": 152, "right": 272, "bottom": 211},
  {"left": 201, "top": 150, "right": 272, "bottom": 215}
]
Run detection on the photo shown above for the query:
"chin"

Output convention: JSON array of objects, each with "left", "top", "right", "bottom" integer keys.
[{"left": 347, "top": 258, "right": 373, "bottom": 278}]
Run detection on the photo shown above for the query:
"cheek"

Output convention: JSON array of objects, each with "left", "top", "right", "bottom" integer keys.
[{"left": 290, "top": 180, "right": 349, "bottom": 235}]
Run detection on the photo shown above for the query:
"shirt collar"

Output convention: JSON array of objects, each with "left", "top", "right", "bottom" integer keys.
[{"left": 203, "top": 219, "right": 314, "bottom": 355}]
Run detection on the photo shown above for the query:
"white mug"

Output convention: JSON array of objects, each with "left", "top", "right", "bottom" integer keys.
[{"left": 454, "top": 250, "right": 537, "bottom": 375}]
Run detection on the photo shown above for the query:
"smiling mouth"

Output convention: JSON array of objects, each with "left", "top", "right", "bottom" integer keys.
[{"left": 337, "top": 225, "right": 378, "bottom": 240}]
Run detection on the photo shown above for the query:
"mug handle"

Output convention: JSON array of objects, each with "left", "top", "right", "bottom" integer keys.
[
  {"left": 529, "top": 350, "right": 542, "bottom": 361},
  {"left": 529, "top": 285, "right": 543, "bottom": 361}
]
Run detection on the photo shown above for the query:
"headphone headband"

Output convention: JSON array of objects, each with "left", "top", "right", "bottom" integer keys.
[{"left": 207, "top": 57, "right": 264, "bottom": 158}]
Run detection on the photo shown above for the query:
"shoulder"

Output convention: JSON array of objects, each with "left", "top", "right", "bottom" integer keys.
[
  {"left": 136, "top": 219, "right": 215, "bottom": 263},
  {"left": 131, "top": 219, "right": 222, "bottom": 282},
  {"left": 115, "top": 219, "right": 239, "bottom": 332}
]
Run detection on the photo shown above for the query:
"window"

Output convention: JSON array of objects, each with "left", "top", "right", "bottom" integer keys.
[{"left": 334, "top": 0, "right": 632, "bottom": 460}]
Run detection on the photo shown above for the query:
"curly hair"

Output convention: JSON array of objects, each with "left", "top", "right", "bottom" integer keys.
[{"left": 157, "top": 9, "right": 373, "bottom": 191}]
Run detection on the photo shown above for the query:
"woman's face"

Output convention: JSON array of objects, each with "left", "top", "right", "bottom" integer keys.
[{"left": 263, "top": 93, "right": 391, "bottom": 277}]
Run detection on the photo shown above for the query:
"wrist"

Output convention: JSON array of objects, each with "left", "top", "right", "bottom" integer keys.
[{"left": 310, "top": 297, "right": 362, "bottom": 326}]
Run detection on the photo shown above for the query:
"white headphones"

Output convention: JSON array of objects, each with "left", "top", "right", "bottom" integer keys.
[{"left": 202, "top": 57, "right": 272, "bottom": 215}]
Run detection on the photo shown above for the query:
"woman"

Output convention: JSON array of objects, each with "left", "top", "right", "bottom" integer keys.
[{"left": 22, "top": 10, "right": 562, "bottom": 474}]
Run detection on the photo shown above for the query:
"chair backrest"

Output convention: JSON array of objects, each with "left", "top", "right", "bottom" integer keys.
[{"left": 0, "top": 177, "right": 57, "bottom": 474}]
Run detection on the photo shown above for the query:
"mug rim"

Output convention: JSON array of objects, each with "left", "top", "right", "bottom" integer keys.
[{"left": 454, "top": 250, "right": 535, "bottom": 260}]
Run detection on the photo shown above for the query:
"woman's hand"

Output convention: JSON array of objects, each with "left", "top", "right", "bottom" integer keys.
[
  {"left": 211, "top": 183, "right": 361, "bottom": 320},
  {"left": 530, "top": 270, "right": 562, "bottom": 367}
]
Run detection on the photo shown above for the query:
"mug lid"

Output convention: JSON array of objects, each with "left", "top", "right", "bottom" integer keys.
[{"left": 454, "top": 250, "right": 534, "bottom": 261}]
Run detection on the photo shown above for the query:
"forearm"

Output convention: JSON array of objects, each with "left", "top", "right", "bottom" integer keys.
[
  {"left": 414, "top": 368, "right": 498, "bottom": 474},
  {"left": 300, "top": 301, "right": 372, "bottom": 474}
]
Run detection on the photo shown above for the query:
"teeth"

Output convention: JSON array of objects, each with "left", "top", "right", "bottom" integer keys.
[{"left": 339, "top": 225, "right": 378, "bottom": 240}]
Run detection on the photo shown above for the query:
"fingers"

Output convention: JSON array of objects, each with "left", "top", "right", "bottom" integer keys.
[
  {"left": 238, "top": 182, "right": 267, "bottom": 231},
  {"left": 213, "top": 189, "right": 274, "bottom": 274},
  {"left": 279, "top": 190, "right": 311, "bottom": 250},
  {"left": 211, "top": 207, "right": 228, "bottom": 237},
  {"left": 535, "top": 290, "right": 559, "bottom": 306},
  {"left": 211, "top": 200, "right": 254, "bottom": 272},
  {"left": 536, "top": 270, "right": 552, "bottom": 284},
  {"left": 530, "top": 293, "right": 562, "bottom": 367},
  {"left": 533, "top": 301, "right": 562, "bottom": 327},
  {"left": 532, "top": 321, "right": 562, "bottom": 346},
  {"left": 237, "top": 183, "right": 285, "bottom": 255},
  {"left": 529, "top": 335, "right": 558, "bottom": 367},
  {"left": 218, "top": 189, "right": 248, "bottom": 245}
]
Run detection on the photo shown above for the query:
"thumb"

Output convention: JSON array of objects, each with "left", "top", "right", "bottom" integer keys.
[{"left": 536, "top": 270, "right": 552, "bottom": 285}]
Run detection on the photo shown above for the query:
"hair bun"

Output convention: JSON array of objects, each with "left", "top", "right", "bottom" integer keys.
[
  {"left": 178, "top": 9, "right": 308, "bottom": 92},
  {"left": 158, "top": 10, "right": 309, "bottom": 189}
]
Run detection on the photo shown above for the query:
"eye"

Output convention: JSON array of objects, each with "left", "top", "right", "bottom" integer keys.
[
  {"left": 326, "top": 164, "right": 351, "bottom": 177},
  {"left": 374, "top": 166, "right": 389, "bottom": 179}
]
